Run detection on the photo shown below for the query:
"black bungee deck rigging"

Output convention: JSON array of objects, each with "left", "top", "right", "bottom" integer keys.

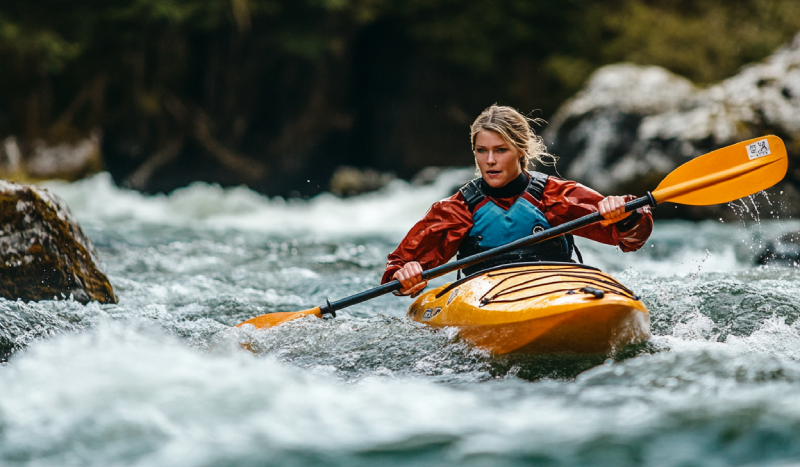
[{"left": 434, "top": 261, "right": 639, "bottom": 307}]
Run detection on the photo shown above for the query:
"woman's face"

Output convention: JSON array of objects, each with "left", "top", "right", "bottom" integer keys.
[{"left": 474, "top": 130, "right": 523, "bottom": 188}]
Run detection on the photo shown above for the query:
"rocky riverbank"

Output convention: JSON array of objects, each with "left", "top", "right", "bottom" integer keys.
[{"left": 544, "top": 33, "right": 800, "bottom": 219}]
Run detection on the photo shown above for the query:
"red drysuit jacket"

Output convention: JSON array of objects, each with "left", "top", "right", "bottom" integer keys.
[{"left": 382, "top": 176, "right": 653, "bottom": 284}]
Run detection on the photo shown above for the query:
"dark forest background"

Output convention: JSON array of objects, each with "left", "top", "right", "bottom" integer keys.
[{"left": 2, "top": 0, "right": 800, "bottom": 196}]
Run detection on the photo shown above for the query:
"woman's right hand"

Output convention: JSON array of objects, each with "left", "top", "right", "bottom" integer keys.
[
  {"left": 598, "top": 195, "right": 632, "bottom": 226},
  {"left": 392, "top": 261, "right": 428, "bottom": 297}
]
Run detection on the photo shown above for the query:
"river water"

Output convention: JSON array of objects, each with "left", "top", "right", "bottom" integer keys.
[{"left": 2, "top": 170, "right": 800, "bottom": 467}]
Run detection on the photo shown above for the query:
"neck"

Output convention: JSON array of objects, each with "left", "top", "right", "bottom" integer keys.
[{"left": 480, "top": 171, "right": 528, "bottom": 198}]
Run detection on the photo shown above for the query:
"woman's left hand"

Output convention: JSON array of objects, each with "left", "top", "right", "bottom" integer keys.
[{"left": 598, "top": 196, "right": 632, "bottom": 226}]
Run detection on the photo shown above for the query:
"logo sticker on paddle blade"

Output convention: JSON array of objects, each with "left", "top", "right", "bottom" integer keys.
[
  {"left": 422, "top": 307, "right": 442, "bottom": 321},
  {"left": 746, "top": 139, "right": 771, "bottom": 160}
]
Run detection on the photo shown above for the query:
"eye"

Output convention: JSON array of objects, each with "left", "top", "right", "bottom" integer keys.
[
  {"left": 476, "top": 148, "right": 486, "bottom": 154},
  {"left": 497, "top": 148, "right": 507, "bottom": 153}
]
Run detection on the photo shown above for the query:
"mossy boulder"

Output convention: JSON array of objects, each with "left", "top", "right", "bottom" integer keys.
[{"left": 0, "top": 180, "right": 116, "bottom": 304}]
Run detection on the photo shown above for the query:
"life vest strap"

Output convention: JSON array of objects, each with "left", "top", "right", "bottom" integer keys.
[
  {"left": 459, "top": 171, "right": 549, "bottom": 212},
  {"left": 460, "top": 179, "right": 485, "bottom": 212},
  {"left": 525, "top": 171, "right": 548, "bottom": 201}
]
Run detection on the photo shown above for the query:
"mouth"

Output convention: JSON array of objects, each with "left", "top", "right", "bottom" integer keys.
[{"left": 486, "top": 170, "right": 502, "bottom": 176}]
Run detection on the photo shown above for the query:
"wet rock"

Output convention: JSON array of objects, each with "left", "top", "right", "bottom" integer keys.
[
  {"left": 0, "top": 137, "right": 23, "bottom": 175},
  {"left": 545, "top": 33, "right": 800, "bottom": 217},
  {"left": 329, "top": 166, "right": 395, "bottom": 197},
  {"left": 411, "top": 167, "right": 451, "bottom": 185},
  {"left": 0, "top": 180, "right": 116, "bottom": 304},
  {"left": 756, "top": 232, "right": 800, "bottom": 266},
  {"left": 0, "top": 130, "right": 104, "bottom": 182}
]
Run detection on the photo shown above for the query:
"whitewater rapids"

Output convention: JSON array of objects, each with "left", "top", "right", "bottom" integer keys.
[{"left": 1, "top": 171, "right": 800, "bottom": 467}]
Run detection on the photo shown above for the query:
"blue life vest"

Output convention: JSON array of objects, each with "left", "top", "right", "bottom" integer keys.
[{"left": 457, "top": 172, "right": 575, "bottom": 276}]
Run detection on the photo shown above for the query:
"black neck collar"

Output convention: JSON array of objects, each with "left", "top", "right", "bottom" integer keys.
[{"left": 480, "top": 171, "right": 528, "bottom": 198}]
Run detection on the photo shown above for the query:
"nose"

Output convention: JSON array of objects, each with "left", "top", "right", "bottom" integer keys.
[{"left": 486, "top": 151, "right": 496, "bottom": 164}]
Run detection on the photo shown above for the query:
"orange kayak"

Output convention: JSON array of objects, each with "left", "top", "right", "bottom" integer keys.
[{"left": 407, "top": 262, "right": 650, "bottom": 355}]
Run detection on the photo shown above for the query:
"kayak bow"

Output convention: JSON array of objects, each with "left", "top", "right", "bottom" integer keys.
[{"left": 408, "top": 262, "right": 649, "bottom": 355}]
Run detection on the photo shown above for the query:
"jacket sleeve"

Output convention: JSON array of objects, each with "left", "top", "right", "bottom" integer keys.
[
  {"left": 540, "top": 177, "right": 653, "bottom": 252},
  {"left": 381, "top": 192, "right": 473, "bottom": 284}
]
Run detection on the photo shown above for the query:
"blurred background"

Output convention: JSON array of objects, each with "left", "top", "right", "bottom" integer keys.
[
  {"left": 2, "top": 0, "right": 800, "bottom": 214},
  {"left": 8, "top": 5, "right": 800, "bottom": 466}
]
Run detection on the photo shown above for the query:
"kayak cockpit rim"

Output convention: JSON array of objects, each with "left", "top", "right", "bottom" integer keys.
[{"left": 434, "top": 261, "right": 602, "bottom": 299}]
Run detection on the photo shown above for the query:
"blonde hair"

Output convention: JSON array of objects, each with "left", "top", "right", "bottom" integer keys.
[{"left": 470, "top": 104, "right": 556, "bottom": 171}]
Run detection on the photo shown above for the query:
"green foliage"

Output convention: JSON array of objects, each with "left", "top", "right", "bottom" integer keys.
[
  {"left": 1, "top": 0, "right": 800, "bottom": 179},
  {"left": 595, "top": 0, "right": 800, "bottom": 84},
  {"left": 0, "top": 13, "right": 82, "bottom": 72},
  {"left": 4, "top": 0, "right": 797, "bottom": 83}
]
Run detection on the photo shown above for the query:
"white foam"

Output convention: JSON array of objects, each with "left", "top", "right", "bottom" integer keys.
[
  {"left": 4, "top": 308, "right": 800, "bottom": 465},
  {"left": 726, "top": 317, "right": 800, "bottom": 361},
  {"left": 0, "top": 322, "right": 710, "bottom": 464},
  {"left": 39, "top": 171, "right": 800, "bottom": 277},
  {"left": 41, "top": 170, "right": 473, "bottom": 236}
]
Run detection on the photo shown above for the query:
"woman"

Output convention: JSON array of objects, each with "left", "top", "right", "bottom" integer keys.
[{"left": 383, "top": 105, "right": 653, "bottom": 296}]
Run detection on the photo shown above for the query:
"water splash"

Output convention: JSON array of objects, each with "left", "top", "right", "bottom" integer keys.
[{"left": 0, "top": 170, "right": 798, "bottom": 466}]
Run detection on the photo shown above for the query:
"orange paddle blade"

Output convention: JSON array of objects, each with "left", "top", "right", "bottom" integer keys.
[
  {"left": 652, "top": 135, "right": 788, "bottom": 205},
  {"left": 235, "top": 307, "right": 323, "bottom": 329}
]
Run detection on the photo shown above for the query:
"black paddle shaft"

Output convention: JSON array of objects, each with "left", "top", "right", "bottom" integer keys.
[{"left": 318, "top": 193, "right": 656, "bottom": 316}]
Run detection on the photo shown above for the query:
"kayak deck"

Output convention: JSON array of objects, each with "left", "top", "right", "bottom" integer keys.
[{"left": 407, "top": 262, "right": 650, "bottom": 355}]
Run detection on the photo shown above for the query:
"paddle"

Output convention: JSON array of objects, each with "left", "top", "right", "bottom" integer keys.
[{"left": 236, "top": 135, "right": 788, "bottom": 330}]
